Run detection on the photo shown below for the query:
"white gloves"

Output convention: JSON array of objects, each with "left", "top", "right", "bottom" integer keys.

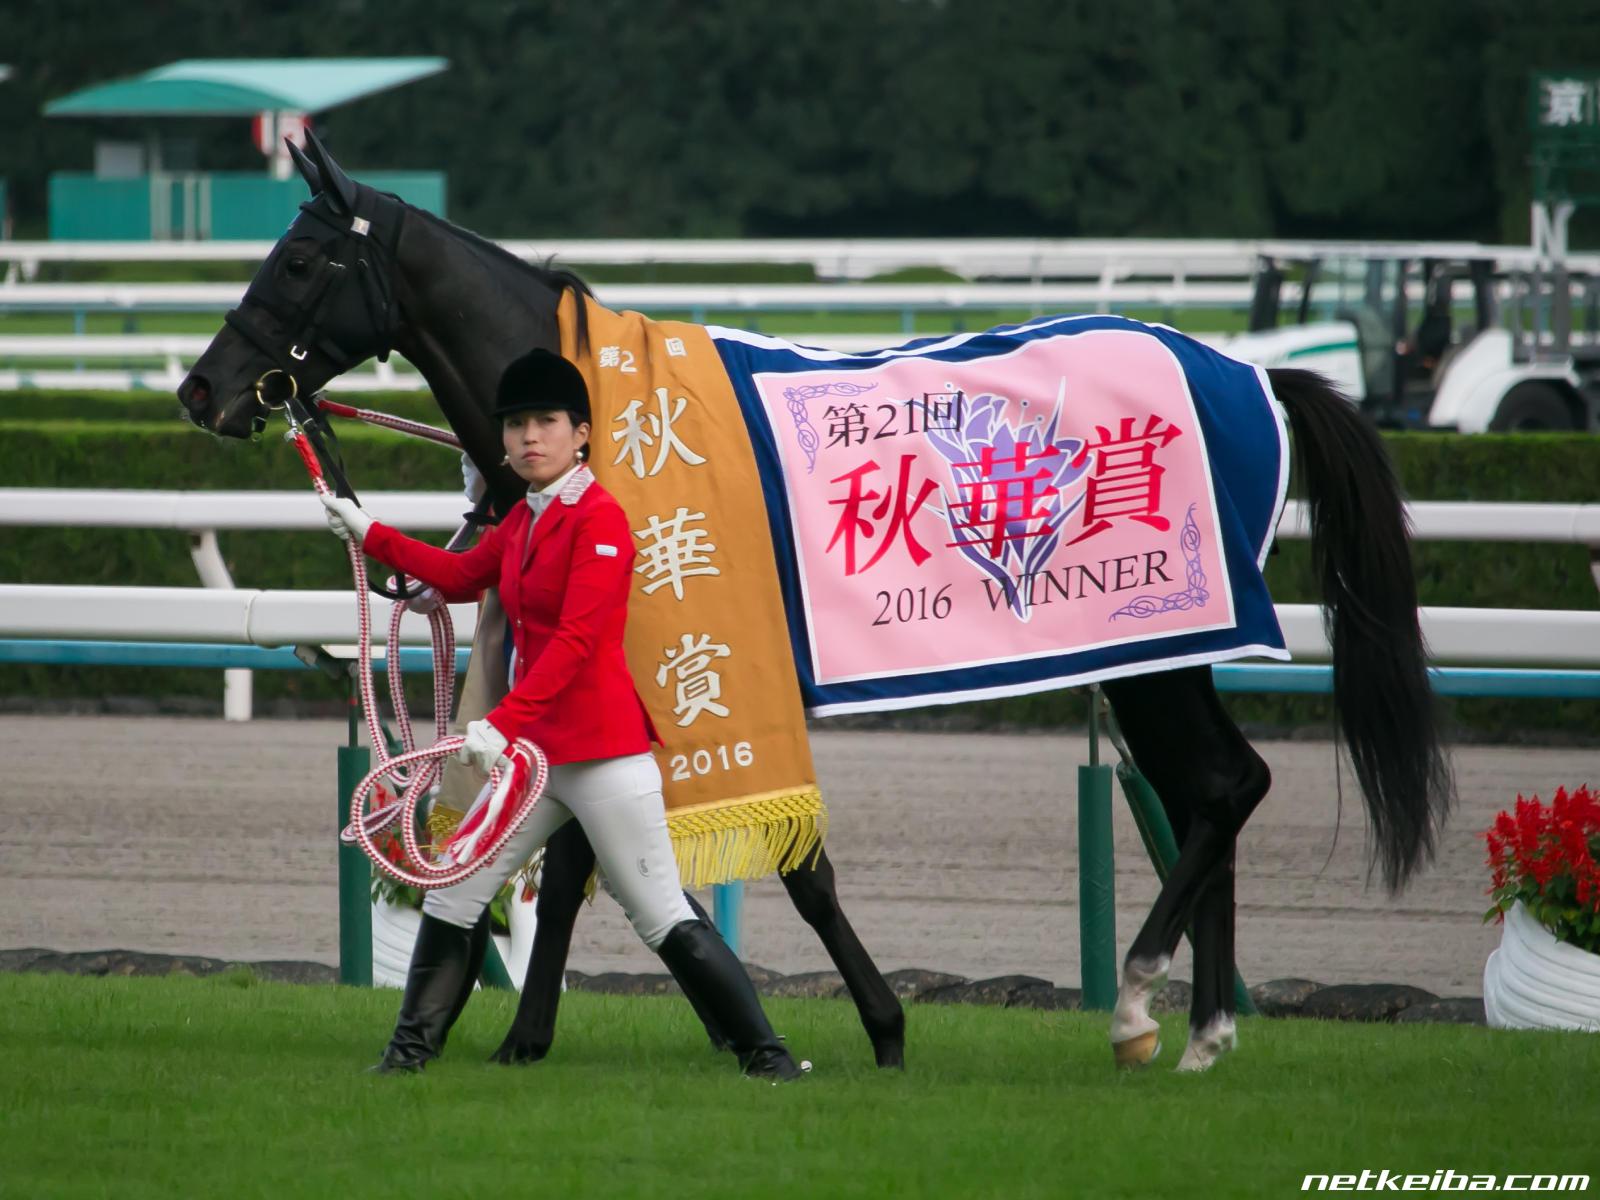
[
  {"left": 319, "top": 493, "right": 374, "bottom": 545},
  {"left": 461, "top": 452, "right": 487, "bottom": 506},
  {"left": 456, "top": 718, "right": 510, "bottom": 774},
  {"left": 389, "top": 576, "right": 446, "bottom": 615}
]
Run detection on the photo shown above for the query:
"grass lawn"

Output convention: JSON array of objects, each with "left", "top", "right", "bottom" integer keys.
[{"left": 2, "top": 971, "right": 1596, "bottom": 1199}]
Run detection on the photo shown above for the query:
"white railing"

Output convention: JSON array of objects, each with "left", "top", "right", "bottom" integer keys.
[
  {"left": 10, "top": 232, "right": 1595, "bottom": 395},
  {"left": 0, "top": 582, "right": 479, "bottom": 648},
  {"left": 0, "top": 489, "right": 1595, "bottom": 720},
  {"left": 6, "top": 236, "right": 1595, "bottom": 282},
  {"left": 0, "top": 368, "right": 423, "bottom": 393},
  {"left": 0, "top": 237, "right": 1265, "bottom": 284},
  {"left": 6, "top": 326, "right": 1236, "bottom": 395},
  {"left": 0, "top": 279, "right": 1259, "bottom": 315},
  {"left": 0, "top": 488, "right": 466, "bottom": 532},
  {"left": 1275, "top": 499, "right": 1600, "bottom": 547},
  {"left": 3, "top": 582, "right": 1597, "bottom": 668},
  {"left": 0, "top": 334, "right": 425, "bottom": 393},
  {"left": 0, "top": 331, "right": 954, "bottom": 395}
]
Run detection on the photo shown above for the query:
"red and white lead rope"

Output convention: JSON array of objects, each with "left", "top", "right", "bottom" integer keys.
[
  {"left": 315, "top": 397, "right": 464, "bottom": 451},
  {"left": 283, "top": 414, "right": 547, "bottom": 890}
]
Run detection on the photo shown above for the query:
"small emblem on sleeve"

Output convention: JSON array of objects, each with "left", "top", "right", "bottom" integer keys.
[{"left": 595, "top": 544, "right": 619, "bottom": 557}]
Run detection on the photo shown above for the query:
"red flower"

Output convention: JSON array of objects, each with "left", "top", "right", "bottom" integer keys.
[{"left": 1482, "top": 785, "right": 1600, "bottom": 953}]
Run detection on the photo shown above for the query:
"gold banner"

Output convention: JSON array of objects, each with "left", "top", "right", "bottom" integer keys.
[{"left": 558, "top": 293, "right": 825, "bottom": 886}]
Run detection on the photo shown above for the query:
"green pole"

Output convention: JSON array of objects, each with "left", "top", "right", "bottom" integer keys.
[
  {"left": 337, "top": 683, "right": 373, "bottom": 987},
  {"left": 1113, "top": 761, "right": 1256, "bottom": 1017},
  {"left": 1116, "top": 762, "right": 1180, "bottom": 866},
  {"left": 1077, "top": 689, "right": 1117, "bottom": 1011}
]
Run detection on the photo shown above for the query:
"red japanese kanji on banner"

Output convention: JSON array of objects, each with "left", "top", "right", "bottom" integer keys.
[
  {"left": 945, "top": 443, "right": 1063, "bottom": 558},
  {"left": 825, "top": 454, "right": 940, "bottom": 575},
  {"left": 1067, "top": 415, "right": 1183, "bottom": 546}
]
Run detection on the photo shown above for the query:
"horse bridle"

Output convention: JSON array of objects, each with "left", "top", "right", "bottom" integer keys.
[
  {"left": 227, "top": 191, "right": 437, "bottom": 598},
  {"left": 227, "top": 191, "right": 405, "bottom": 441}
]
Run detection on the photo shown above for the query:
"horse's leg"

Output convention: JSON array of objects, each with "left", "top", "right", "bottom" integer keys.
[
  {"left": 781, "top": 847, "right": 906, "bottom": 1068},
  {"left": 1102, "top": 667, "right": 1268, "bottom": 1070},
  {"left": 1103, "top": 732, "right": 1198, "bottom": 1068},
  {"left": 1176, "top": 846, "right": 1240, "bottom": 1073},
  {"left": 489, "top": 818, "right": 596, "bottom": 1064}
]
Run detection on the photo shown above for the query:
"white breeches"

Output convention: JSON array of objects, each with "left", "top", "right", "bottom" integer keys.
[{"left": 423, "top": 751, "right": 694, "bottom": 950}]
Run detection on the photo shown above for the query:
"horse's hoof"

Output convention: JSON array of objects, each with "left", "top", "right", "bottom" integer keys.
[
  {"left": 1111, "top": 1029, "right": 1161, "bottom": 1069},
  {"left": 488, "top": 1039, "right": 550, "bottom": 1066},
  {"left": 1174, "top": 1017, "right": 1237, "bottom": 1073},
  {"left": 873, "top": 1038, "right": 905, "bottom": 1070}
]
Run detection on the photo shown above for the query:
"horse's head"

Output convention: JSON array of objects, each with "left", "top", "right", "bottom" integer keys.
[{"left": 178, "top": 131, "right": 404, "bottom": 438}]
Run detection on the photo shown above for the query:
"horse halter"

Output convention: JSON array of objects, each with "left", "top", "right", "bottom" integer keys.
[
  {"left": 226, "top": 190, "right": 405, "bottom": 428},
  {"left": 229, "top": 190, "right": 432, "bottom": 598}
]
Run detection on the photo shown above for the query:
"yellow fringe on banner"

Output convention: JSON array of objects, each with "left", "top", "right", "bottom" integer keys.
[
  {"left": 665, "top": 789, "right": 829, "bottom": 888},
  {"left": 425, "top": 804, "right": 465, "bottom": 854}
]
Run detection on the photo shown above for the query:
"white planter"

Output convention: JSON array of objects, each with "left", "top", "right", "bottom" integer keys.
[
  {"left": 503, "top": 885, "right": 538, "bottom": 989},
  {"left": 371, "top": 898, "right": 422, "bottom": 989},
  {"left": 1483, "top": 901, "right": 1600, "bottom": 1031},
  {"left": 369, "top": 895, "right": 546, "bottom": 993}
]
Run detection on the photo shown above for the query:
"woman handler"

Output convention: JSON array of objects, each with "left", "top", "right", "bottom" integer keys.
[{"left": 321, "top": 348, "right": 803, "bottom": 1081}]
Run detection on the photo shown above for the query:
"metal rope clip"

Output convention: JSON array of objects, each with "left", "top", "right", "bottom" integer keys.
[{"left": 252, "top": 367, "right": 299, "bottom": 414}]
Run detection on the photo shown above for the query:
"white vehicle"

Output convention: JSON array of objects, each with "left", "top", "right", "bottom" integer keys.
[{"left": 1219, "top": 244, "right": 1600, "bottom": 432}]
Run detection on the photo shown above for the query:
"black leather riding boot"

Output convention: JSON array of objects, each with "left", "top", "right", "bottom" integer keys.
[
  {"left": 670, "top": 893, "right": 731, "bottom": 1052},
  {"left": 374, "top": 912, "right": 480, "bottom": 1073},
  {"left": 445, "top": 911, "right": 491, "bottom": 1033},
  {"left": 655, "top": 918, "right": 803, "bottom": 1081}
]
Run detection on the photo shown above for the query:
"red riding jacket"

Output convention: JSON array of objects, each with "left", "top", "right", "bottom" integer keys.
[{"left": 362, "top": 468, "right": 661, "bottom": 765}]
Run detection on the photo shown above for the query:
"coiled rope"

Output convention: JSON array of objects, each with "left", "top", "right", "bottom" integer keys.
[{"left": 276, "top": 395, "right": 548, "bottom": 890}]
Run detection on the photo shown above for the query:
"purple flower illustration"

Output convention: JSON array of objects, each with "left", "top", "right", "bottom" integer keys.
[{"left": 924, "top": 386, "right": 1089, "bottom": 621}]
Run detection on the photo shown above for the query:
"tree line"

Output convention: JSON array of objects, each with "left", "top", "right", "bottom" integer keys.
[{"left": 1, "top": 0, "right": 1595, "bottom": 245}]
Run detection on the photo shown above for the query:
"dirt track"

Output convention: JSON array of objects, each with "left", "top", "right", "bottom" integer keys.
[{"left": 1, "top": 715, "right": 1593, "bottom": 995}]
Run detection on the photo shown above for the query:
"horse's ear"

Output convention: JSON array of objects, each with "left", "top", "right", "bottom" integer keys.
[
  {"left": 302, "top": 128, "right": 358, "bottom": 216},
  {"left": 286, "top": 137, "right": 322, "bottom": 196}
]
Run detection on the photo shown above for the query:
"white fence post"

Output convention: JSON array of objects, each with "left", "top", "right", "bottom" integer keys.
[{"left": 188, "top": 529, "right": 251, "bottom": 722}]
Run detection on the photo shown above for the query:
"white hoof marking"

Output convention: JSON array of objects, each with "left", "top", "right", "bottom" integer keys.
[
  {"left": 1109, "top": 954, "right": 1170, "bottom": 1049},
  {"left": 1175, "top": 1014, "right": 1237, "bottom": 1073}
]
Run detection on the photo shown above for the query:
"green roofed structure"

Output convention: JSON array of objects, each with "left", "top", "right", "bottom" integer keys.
[
  {"left": 43, "top": 58, "right": 448, "bottom": 240},
  {"left": 45, "top": 58, "right": 446, "bottom": 117}
]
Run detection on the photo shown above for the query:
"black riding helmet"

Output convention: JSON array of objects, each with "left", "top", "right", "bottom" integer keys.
[{"left": 492, "top": 348, "right": 591, "bottom": 425}]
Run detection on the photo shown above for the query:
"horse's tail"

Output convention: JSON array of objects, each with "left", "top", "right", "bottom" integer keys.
[{"left": 1267, "top": 368, "right": 1454, "bottom": 892}]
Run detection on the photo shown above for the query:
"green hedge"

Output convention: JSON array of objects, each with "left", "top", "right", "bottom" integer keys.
[{"left": 1, "top": 414, "right": 1596, "bottom": 738}]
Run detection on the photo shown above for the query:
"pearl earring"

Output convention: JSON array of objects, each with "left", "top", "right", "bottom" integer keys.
[{"left": 500, "top": 454, "right": 511, "bottom": 465}]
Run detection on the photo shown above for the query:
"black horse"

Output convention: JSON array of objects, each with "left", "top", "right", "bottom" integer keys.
[{"left": 178, "top": 133, "right": 1453, "bottom": 1073}]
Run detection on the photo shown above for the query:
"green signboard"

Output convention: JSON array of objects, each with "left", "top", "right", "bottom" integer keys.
[{"left": 1531, "top": 73, "right": 1600, "bottom": 203}]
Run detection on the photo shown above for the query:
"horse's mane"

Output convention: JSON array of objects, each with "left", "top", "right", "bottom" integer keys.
[{"left": 397, "top": 199, "right": 593, "bottom": 352}]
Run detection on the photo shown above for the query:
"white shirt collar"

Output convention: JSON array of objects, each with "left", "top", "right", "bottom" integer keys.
[{"left": 525, "top": 461, "right": 584, "bottom": 515}]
